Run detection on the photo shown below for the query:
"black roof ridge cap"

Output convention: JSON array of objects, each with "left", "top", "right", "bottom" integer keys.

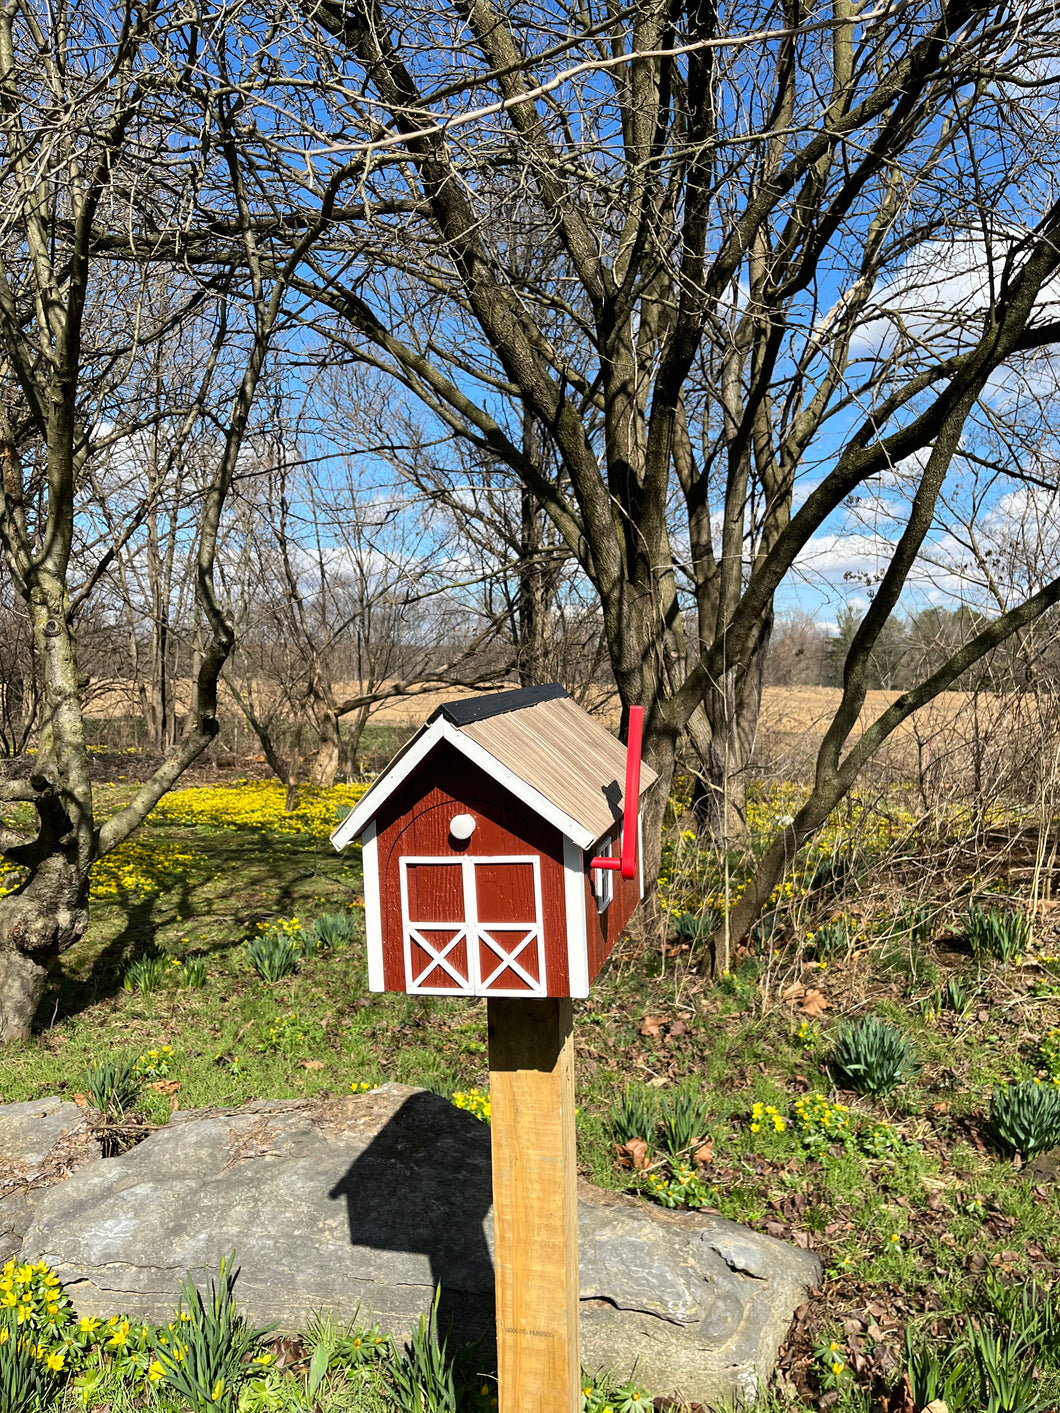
[{"left": 427, "top": 682, "right": 568, "bottom": 728}]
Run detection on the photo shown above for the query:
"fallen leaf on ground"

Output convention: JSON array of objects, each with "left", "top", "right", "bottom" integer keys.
[
  {"left": 615, "top": 1138, "right": 651, "bottom": 1170},
  {"left": 799, "top": 989, "right": 830, "bottom": 1017},
  {"left": 72, "top": 1093, "right": 88, "bottom": 1108},
  {"left": 640, "top": 1014, "right": 669, "bottom": 1038},
  {"left": 269, "top": 1336, "right": 305, "bottom": 1369},
  {"left": 148, "top": 1080, "right": 180, "bottom": 1095},
  {"left": 299, "top": 1059, "right": 325, "bottom": 1071}
]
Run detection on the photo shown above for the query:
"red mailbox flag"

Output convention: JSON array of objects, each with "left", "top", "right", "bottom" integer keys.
[{"left": 590, "top": 705, "right": 643, "bottom": 881}]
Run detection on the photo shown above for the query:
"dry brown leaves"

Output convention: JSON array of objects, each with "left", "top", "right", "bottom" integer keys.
[{"left": 781, "top": 981, "right": 831, "bottom": 1017}]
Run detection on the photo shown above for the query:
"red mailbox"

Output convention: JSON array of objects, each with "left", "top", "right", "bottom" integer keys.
[{"left": 330, "top": 684, "right": 655, "bottom": 999}]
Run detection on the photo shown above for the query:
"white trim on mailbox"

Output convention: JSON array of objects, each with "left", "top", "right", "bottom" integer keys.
[
  {"left": 330, "top": 717, "right": 596, "bottom": 853},
  {"left": 398, "top": 854, "right": 547, "bottom": 998},
  {"left": 563, "top": 836, "right": 590, "bottom": 999},
  {"left": 361, "top": 819, "right": 385, "bottom": 992}
]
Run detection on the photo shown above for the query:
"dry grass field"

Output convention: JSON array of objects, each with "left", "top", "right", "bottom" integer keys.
[{"left": 86, "top": 679, "right": 978, "bottom": 733}]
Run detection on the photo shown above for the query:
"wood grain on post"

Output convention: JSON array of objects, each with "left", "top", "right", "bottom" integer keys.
[{"left": 488, "top": 997, "right": 580, "bottom": 1413}]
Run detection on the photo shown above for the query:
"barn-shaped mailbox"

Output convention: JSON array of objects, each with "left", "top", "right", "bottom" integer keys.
[{"left": 330, "top": 684, "right": 656, "bottom": 999}]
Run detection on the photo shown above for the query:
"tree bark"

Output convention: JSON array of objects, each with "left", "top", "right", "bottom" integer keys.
[
  {"left": 689, "top": 612, "right": 773, "bottom": 839},
  {"left": 310, "top": 704, "right": 341, "bottom": 787},
  {"left": 0, "top": 855, "right": 88, "bottom": 1041}
]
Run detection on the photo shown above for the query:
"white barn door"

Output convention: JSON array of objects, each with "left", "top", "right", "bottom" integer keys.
[{"left": 399, "top": 856, "right": 546, "bottom": 997}]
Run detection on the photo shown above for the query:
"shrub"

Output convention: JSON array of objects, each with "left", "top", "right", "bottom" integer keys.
[
  {"left": 82, "top": 1059, "right": 140, "bottom": 1116},
  {"left": 182, "top": 958, "right": 208, "bottom": 989},
  {"left": 121, "top": 951, "right": 168, "bottom": 994},
  {"left": 1040, "top": 1028, "right": 1060, "bottom": 1082},
  {"left": 672, "top": 910, "right": 719, "bottom": 945},
  {"left": 829, "top": 1016, "right": 916, "bottom": 1097},
  {"left": 659, "top": 1088, "right": 709, "bottom": 1158},
  {"left": 609, "top": 1087, "right": 657, "bottom": 1146},
  {"left": 310, "top": 913, "right": 356, "bottom": 950},
  {"left": 988, "top": 1079, "right": 1060, "bottom": 1159},
  {"left": 451, "top": 1090, "right": 490, "bottom": 1124},
  {"left": 792, "top": 1093, "right": 854, "bottom": 1156},
  {"left": 244, "top": 931, "right": 299, "bottom": 983},
  {"left": 806, "top": 917, "right": 852, "bottom": 961},
  {"left": 135, "top": 1046, "right": 174, "bottom": 1080},
  {"left": 963, "top": 1318, "right": 1045, "bottom": 1413},
  {"left": 965, "top": 904, "right": 1030, "bottom": 963},
  {"left": 388, "top": 1290, "right": 457, "bottom": 1413},
  {"left": 0, "top": 1308, "right": 49, "bottom": 1413},
  {"left": 149, "top": 1256, "right": 272, "bottom": 1413},
  {"left": 644, "top": 1164, "right": 710, "bottom": 1209}
]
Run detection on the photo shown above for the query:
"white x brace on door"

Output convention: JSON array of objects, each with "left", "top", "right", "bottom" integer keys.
[{"left": 399, "top": 855, "right": 546, "bottom": 997}]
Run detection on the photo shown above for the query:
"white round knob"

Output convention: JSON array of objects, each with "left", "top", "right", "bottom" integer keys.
[{"left": 449, "top": 813, "right": 476, "bottom": 840}]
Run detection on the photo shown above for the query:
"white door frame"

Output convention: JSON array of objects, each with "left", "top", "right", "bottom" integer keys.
[{"left": 399, "top": 855, "right": 547, "bottom": 997}]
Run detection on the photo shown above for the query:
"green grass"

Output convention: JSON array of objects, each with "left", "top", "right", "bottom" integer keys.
[{"left": 4, "top": 778, "right": 1060, "bottom": 1411}]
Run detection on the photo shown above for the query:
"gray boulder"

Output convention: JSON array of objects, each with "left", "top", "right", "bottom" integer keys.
[
  {"left": 0, "top": 1096, "right": 101, "bottom": 1262},
  {"left": 15, "top": 1085, "right": 819, "bottom": 1406}
]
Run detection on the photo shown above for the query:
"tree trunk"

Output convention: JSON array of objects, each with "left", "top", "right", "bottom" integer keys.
[
  {"left": 343, "top": 704, "right": 371, "bottom": 776},
  {"left": 310, "top": 705, "right": 341, "bottom": 787},
  {"left": 0, "top": 853, "right": 89, "bottom": 1041},
  {"left": 627, "top": 717, "right": 677, "bottom": 946},
  {"left": 284, "top": 713, "right": 306, "bottom": 812},
  {"left": 688, "top": 613, "right": 772, "bottom": 839}
]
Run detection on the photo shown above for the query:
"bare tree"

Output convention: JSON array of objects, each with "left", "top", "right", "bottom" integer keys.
[
  {"left": 0, "top": 0, "right": 317, "bottom": 1040},
  {"left": 223, "top": 410, "right": 512, "bottom": 792},
  {"left": 322, "top": 366, "right": 612, "bottom": 700},
  {"left": 227, "top": 0, "right": 1060, "bottom": 925},
  {"left": 28, "top": 0, "right": 1060, "bottom": 968}
]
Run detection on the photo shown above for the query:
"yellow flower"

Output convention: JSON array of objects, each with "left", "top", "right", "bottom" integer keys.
[
  {"left": 148, "top": 1360, "right": 166, "bottom": 1383},
  {"left": 44, "top": 1350, "right": 64, "bottom": 1372},
  {"left": 211, "top": 1379, "right": 226, "bottom": 1402},
  {"left": 107, "top": 1319, "right": 130, "bottom": 1348}
]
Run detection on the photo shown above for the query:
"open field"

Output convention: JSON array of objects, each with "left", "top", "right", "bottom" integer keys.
[
  {"left": 3, "top": 773, "right": 1060, "bottom": 1410},
  {"left": 83, "top": 679, "right": 1042, "bottom": 745},
  {"left": 85, "top": 681, "right": 973, "bottom": 732}
]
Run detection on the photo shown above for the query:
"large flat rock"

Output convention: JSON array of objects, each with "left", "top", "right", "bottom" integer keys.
[
  {"left": 16, "top": 1085, "right": 818, "bottom": 1405},
  {"left": 0, "top": 1095, "right": 101, "bottom": 1262}
]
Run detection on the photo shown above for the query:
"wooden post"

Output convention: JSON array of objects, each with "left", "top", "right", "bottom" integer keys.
[{"left": 488, "top": 997, "right": 580, "bottom": 1413}]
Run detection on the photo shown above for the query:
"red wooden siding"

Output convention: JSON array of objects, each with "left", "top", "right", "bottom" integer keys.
[
  {"left": 583, "top": 840, "right": 640, "bottom": 984},
  {"left": 405, "top": 861, "right": 464, "bottom": 921},
  {"left": 374, "top": 741, "right": 571, "bottom": 997}
]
